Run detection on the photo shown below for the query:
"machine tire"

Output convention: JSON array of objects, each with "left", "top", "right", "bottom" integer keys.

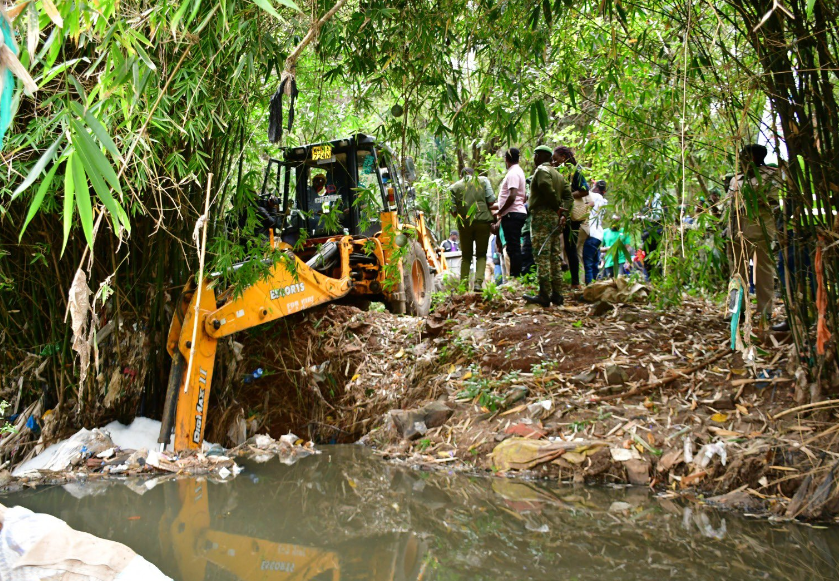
[
  {"left": 393, "top": 534, "right": 427, "bottom": 581},
  {"left": 403, "top": 241, "right": 432, "bottom": 317}
]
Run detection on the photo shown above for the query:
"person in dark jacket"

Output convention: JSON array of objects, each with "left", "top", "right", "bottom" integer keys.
[
  {"left": 524, "top": 146, "right": 572, "bottom": 306},
  {"left": 552, "top": 146, "right": 589, "bottom": 289}
]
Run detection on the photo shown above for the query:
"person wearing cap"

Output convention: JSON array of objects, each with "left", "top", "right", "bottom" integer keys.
[
  {"left": 442, "top": 229, "right": 459, "bottom": 252},
  {"left": 725, "top": 143, "right": 781, "bottom": 324},
  {"left": 449, "top": 167, "right": 496, "bottom": 291},
  {"left": 494, "top": 148, "right": 528, "bottom": 278},
  {"left": 524, "top": 145, "right": 572, "bottom": 306},
  {"left": 552, "top": 145, "right": 589, "bottom": 288}
]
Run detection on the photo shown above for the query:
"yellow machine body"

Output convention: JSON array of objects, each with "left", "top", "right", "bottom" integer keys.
[{"left": 164, "top": 209, "right": 445, "bottom": 449}]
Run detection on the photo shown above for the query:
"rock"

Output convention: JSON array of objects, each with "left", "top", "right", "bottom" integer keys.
[
  {"left": 571, "top": 370, "right": 598, "bottom": 385},
  {"left": 657, "top": 448, "right": 683, "bottom": 472},
  {"left": 458, "top": 327, "right": 486, "bottom": 342},
  {"left": 624, "top": 459, "right": 650, "bottom": 485},
  {"left": 391, "top": 403, "right": 452, "bottom": 440},
  {"left": 421, "top": 401, "right": 453, "bottom": 429},
  {"left": 389, "top": 402, "right": 453, "bottom": 439},
  {"left": 619, "top": 311, "right": 641, "bottom": 324},
  {"left": 605, "top": 364, "right": 629, "bottom": 386},
  {"left": 708, "top": 395, "right": 736, "bottom": 410},
  {"left": 390, "top": 410, "right": 426, "bottom": 440},
  {"left": 609, "top": 501, "right": 632, "bottom": 512},
  {"left": 589, "top": 300, "right": 614, "bottom": 317},
  {"left": 504, "top": 385, "right": 528, "bottom": 406},
  {"left": 707, "top": 490, "right": 765, "bottom": 512},
  {"left": 423, "top": 315, "right": 451, "bottom": 338}
]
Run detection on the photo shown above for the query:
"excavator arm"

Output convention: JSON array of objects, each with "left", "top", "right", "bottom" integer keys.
[{"left": 160, "top": 239, "right": 354, "bottom": 451}]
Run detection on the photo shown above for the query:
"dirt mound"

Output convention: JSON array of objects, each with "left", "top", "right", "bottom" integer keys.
[{"left": 203, "top": 285, "right": 838, "bottom": 521}]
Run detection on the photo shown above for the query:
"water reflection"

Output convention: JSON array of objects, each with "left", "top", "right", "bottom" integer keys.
[{"left": 3, "top": 446, "right": 837, "bottom": 580}]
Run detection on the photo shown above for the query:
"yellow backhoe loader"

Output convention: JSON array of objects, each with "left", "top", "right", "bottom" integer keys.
[{"left": 159, "top": 134, "right": 446, "bottom": 450}]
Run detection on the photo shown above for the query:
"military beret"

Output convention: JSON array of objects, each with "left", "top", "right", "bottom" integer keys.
[{"left": 534, "top": 145, "right": 553, "bottom": 155}]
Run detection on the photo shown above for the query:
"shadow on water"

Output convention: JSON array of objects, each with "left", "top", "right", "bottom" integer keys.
[{"left": 3, "top": 445, "right": 838, "bottom": 580}]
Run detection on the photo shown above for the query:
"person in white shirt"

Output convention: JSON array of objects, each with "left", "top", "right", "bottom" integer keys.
[
  {"left": 493, "top": 148, "right": 528, "bottom": 277},
  {"left": 582, "top": 180, "right": 608, "bottom": 284}
]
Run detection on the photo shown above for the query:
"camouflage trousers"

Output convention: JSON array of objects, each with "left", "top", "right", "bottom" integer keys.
[{"left": 530, "top": 208, "right": 564, "bottom": 293}]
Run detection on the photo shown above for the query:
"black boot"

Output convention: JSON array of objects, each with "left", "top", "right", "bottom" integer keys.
[
  {"left": 550, "top": 291, "right": 564, "bottom": 306},
  {"left": 771, "top": 320, "right": 790, "bottom": 332},
  {"left": 524, "top": 284, "right": 551, "bottom": 307}
]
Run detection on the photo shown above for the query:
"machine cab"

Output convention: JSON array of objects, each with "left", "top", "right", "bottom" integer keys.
[{"left": 262, "top": 134, "right": 408, "bottom": 246}]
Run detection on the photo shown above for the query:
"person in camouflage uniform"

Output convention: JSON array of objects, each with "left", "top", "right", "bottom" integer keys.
[{"left": 524, "top": 145, "right": 573, "bottom": 306}]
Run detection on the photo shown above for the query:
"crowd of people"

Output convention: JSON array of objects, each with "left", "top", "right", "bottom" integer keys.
[
  {"left": 445, "top": 141, "right": 792, "bottom": 328},
  {"left": 446, "top": 144, "right": 646, "bottom": 306}
]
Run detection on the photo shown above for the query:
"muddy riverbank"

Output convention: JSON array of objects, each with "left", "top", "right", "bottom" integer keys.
[
  {"left": 230, "top": 282, "right": 838, "bottom": 521},
  {"left": 3, "top": 282, "right": 838, "bottom": 522}
]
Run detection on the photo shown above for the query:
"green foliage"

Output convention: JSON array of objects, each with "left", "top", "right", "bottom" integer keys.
[
  {"left": 0, "top": 401, "right": 16, "bottom": 435},
  {"left": 456, "top": 371, "right": 505, "bottom": 412},
  {"left": 481, "top": 281, "right": 500, "bottom": 302}
]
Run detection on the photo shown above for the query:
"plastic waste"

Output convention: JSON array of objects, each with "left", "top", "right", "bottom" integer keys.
[
  {"left": 694, "top": 442, "right": 726, "bottom": 468},
  {"left": 243, "top": 368, "right": 264, "bottom": 384},
  {"left": 683, "top": 437, "right": 694, "bottom": 464},
  {"left": 25, "top": 415, "right": 40, "bottom": 435},
  {"left": 12, "top": 428, "right": 113, "bottom": 476},
  {"left": 205, "top": 443, "right": 226, "bottom": 457},
  {"left": 0, "top": 504, "right": 172, "bottom": 580}
]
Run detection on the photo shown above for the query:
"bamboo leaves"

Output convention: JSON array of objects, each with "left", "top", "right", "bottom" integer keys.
[
  {"left": 70, "top": 150, "right": 93, "bottom": 248},
  {"left": 252, "top": 0, "right": 299, "bottom": 21},
  {"left": 67, "top": 112, "right": 130, "bottom": 238},
  {"left": 10, "top": 132, "right": 64, "bottom": 201},
  {"left": 40, "top": 0, "right": 63, "bottom": 29},
  {"left": 13, "top": 103, "right": 131, "bottom": 254},
  {"left": 62, "top": 155, "right": 75, "bottom": 255},
  {"left": 19, "top": 163, "right": 58, "bottom": 239}
]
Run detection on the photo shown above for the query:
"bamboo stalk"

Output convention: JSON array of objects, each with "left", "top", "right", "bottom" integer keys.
[
  {"left": 772, "top": 398, "right": 839, "bottom": 421},
  {"left": 184, "top": 173, "right": 213, "bottom": 394}
]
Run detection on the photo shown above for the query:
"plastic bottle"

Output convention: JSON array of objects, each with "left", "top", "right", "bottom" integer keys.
[{"left": 244, "top": 368, "right": 264, "bottom": 384}]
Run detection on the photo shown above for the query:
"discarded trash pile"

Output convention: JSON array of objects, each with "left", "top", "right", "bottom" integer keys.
[{"left": 1, "top": 423, "right": 315, "bottom": 491}]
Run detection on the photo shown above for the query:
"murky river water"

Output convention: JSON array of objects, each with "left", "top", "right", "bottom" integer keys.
[{"left": 2, "top": 446, "right": 837, "bottom": 580}]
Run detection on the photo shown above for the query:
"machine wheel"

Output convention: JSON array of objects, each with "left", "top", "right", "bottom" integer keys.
[
  {"left": 393, "top": 534, "right": 427, "bottom": 581},
  {"left": 403, "top": 241, "right": 432, "bottom": 317}
]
